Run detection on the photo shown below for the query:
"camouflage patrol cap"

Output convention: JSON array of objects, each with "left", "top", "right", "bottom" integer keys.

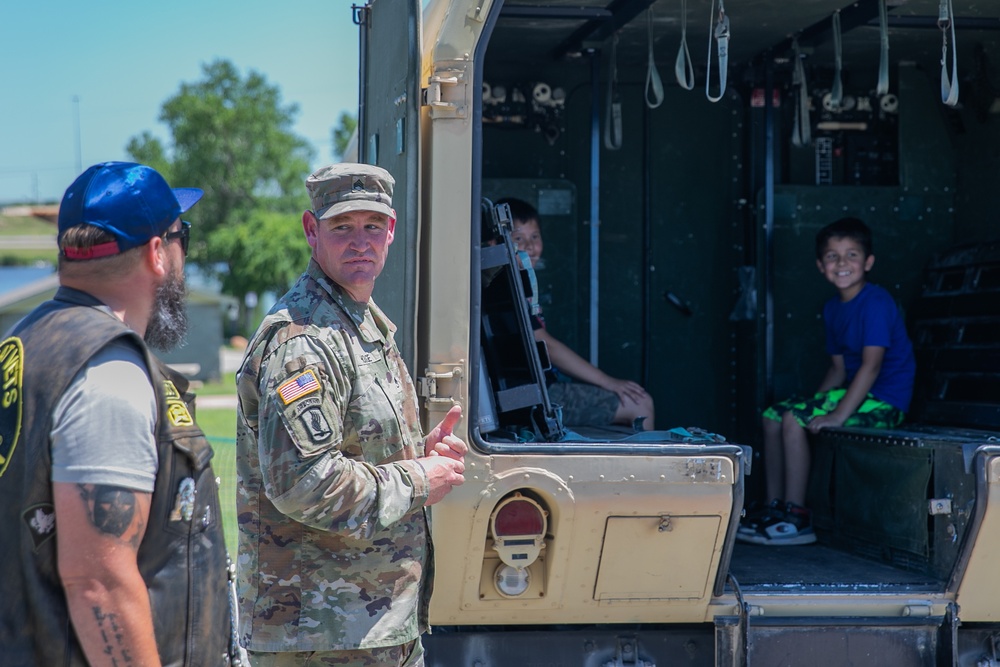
[{"left": 306, "top": 163, "right": 395, "bottom": 220}]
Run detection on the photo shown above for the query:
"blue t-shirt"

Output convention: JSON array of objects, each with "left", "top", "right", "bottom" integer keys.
[{"left": 823, "top": 282, "right": 916, "bottom": 412}]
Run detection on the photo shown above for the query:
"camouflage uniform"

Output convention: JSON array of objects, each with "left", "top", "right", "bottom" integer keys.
[{"left": 236, "top": 258, "right": 431, "bottom": 654}]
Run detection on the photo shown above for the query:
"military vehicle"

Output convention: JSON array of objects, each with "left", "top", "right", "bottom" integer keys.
[{"left": 352, "top": 0, "right": 1000, "bottom": 664}]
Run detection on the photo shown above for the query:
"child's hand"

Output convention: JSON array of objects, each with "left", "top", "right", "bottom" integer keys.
[{"left": 807, "top": 413, "right": 846, "bottom": 433}]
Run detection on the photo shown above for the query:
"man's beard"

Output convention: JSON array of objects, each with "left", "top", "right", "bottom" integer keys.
[{"left": 144, "top": 269, "right": 188, "bottom": 351}]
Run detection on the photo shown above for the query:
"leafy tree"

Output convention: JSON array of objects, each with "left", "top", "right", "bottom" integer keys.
[
  {"left": 127, "top": 59, "right": 317, "bottom": 331},
  {"left": 332, "top": 112, "right": 357, "bottom": 159}
]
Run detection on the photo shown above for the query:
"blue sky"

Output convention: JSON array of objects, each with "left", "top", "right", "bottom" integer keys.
[{"left": 0, "top": 0, "right": 360, "bottom": 204}]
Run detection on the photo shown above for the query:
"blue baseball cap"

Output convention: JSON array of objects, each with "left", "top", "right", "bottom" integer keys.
[{"left": 58, "top": 161, "right": 203, "bottom": 260}]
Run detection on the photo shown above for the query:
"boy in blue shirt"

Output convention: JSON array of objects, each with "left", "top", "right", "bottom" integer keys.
[{"left": 738, "top": 217, "right": 916, "bottom": 546}]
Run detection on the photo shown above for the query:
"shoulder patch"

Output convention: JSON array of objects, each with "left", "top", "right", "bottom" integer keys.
[
  {"left": 0, "top": 337, "right": 24, "bottom": 479},
  {"left": 277, "top": 369, "right": 321, "bottom": 405},
  {"left": 163, "top": 379, "right": 194, "bottom": 427}
]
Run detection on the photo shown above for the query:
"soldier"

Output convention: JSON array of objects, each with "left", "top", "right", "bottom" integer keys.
[
  {"left": 0, "top": 162, "right": 233, "bottom": 666},
  {"left": 236, "top": 163, "right": 467, "bottom": 666}
]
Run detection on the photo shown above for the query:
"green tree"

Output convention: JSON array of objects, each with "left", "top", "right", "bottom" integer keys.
[
  {"left": 126, "top": 59, "right": 316, "bottom": 331},
  {"left": 332, "top": 111, "right": 357, "bottom": 159}
]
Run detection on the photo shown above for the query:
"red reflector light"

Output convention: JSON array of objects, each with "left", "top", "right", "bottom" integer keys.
[{"left": 493, "top": 498, "right": 545, "bottom": 537}]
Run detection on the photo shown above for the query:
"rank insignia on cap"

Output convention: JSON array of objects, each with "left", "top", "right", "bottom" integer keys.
[
  {"left": 277, "top": 369, "right": 321, "bottom": 405},
  {"left": 353, "top": 179, "right": 365, "bottom": 191}
]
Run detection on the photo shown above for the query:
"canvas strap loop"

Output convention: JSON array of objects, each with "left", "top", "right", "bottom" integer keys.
[
  {"left": 675, "top": 0, "right": 695, "bottom": 90},
  {"left": 604, "top": 33, "right": 624, "bottom": 150},
  {"left": 938, "top": 0, "right": 960, "bottom": 106},
  {"left": 645, "top": 9, "right": 664, "bottom": 108},
  {"left": 705, "top": 0, "right": 729, "bottom": 103}
]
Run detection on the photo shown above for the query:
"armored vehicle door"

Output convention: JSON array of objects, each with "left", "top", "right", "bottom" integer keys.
[{"left": 357, "top": 0, "right": 421, "bottom": 368}]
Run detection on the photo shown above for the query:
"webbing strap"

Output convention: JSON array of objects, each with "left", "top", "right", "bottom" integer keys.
[
  {"left": 791, "top": 39, "right": 811, "bottom": 147},
  {"left": 705, "top": 0, "right": 729, "bottom": 103},
  {"left": 645, "top": 8, "right": 664, "bottom": 108},
  {"left": 876, "top": 0, "right": 890, "bottom": 96},
  {"left": 675, "top": 0, "right": 695, "bottom": 90},
  {"left": 830, "top": 10, "right": 844, "bottom": 108},
  {"left": 604, "top": 33, "right": 623, "bottom": 150},
  {"left": 938, "top": 0, "right": 960, "bottom": 106}
]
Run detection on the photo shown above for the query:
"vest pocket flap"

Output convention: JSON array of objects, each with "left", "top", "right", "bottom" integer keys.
[{"left": 172, "top": 434, "right": 215, "bottom": 471}]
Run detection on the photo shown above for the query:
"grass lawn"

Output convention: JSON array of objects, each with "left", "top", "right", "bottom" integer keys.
[
  {"left": 198, "top": 406, "right": 239, "bottom": 557},
  {"left": 0, "top": 214, "right": 58, "bottom": 265},
  {"left": 197, "top": 371, "right": 238, "bottom": 395},
  {"left": 0, "top": 248, "right": 58, "bottom": 266},
  {"left": 0, "top": 214, "right": 56, "bottom": 235}
]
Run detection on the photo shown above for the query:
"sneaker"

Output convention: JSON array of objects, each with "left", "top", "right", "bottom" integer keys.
[
  {"left": 736, "top": 502, "right": 816, "bottom": 546},
  {"left": 737, "top": 498, "right": 784, "bottom": 536}
]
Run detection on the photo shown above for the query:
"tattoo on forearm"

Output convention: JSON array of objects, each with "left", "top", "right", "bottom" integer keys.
[
  {"left": 77, "top": 485, "right": 137, "bottom": 537},
  {"left": 92, "top": 606, "right": 134, "bottom": 665}
]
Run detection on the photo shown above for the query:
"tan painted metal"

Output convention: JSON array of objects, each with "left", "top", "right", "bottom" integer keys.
[{"left": 413, "top": 0, "right": 999, "bottom": 634}]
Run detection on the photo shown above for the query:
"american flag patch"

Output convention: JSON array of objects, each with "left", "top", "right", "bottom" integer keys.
[{"left": 276, "top": 370, "right": 321, "bottom": 405}]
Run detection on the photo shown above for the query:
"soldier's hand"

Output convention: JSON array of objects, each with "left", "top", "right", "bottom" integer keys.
[
  {"left": 424, "top": 405, "right": 468, "bottom": 461},
  {"left": 421, "top": 456, "right": 466, "bottom": 506}
]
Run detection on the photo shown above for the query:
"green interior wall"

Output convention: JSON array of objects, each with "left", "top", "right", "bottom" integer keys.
[
  {"left": 482, "top": 56, "right": 745, "bottom": 435},
  {"left": 764, "top": 65, "right": 957, "bottom": 409},
  {"left": 480, "top": 49, "right": 996, "bottom": 442}
]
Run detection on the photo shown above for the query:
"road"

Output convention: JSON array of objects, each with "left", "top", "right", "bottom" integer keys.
[{"left": 2, "top": 235, "right": 56, "bottom": 249}]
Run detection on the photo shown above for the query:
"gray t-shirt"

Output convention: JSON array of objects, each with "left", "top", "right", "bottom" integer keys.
[{"left": 51, "top": 339, "right": 158, "bottom": 492}]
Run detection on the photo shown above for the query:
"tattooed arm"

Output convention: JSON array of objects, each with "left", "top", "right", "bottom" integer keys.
[{"left": 54, "top": 482, "right": 161, "bottom": 667}]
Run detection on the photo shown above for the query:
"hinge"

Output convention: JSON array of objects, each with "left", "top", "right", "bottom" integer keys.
[
  {"left": 418, "top": 363, "right": 464, "bottom": 406},
  {"left": 421, "top": 60, "right": 470, "bottom": 119}
]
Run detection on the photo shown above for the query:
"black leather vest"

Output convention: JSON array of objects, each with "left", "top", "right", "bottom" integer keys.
[{"left": 0, "top": 287, "right": 231, "bottom": 666}]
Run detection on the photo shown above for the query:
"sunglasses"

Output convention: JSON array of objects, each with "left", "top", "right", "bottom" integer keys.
[{"left": 162, "top": 220, "right": 191, "bottom": 256}]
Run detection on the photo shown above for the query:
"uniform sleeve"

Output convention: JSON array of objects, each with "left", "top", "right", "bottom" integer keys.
[
  {"left": 255, "top": 333, "right": 428, "bottom": 538},
  {"left": 51, "top": 340, "right": 158, "bottom": 492}
]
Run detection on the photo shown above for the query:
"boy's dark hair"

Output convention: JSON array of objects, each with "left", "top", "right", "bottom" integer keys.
[
  {"left": 815, "top": 217, "right": 873, "bottom": 259},
  {"left": 496, "top": 197, "right": 539, "bottom": 227}
]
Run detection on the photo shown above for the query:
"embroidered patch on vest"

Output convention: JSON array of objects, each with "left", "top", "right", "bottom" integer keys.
[
  {"left": 300, "top": 406, "right": 333, "bottom": 442},
  {"left": 277, "top": 370, "right": 321, "bottom": 405},
  {"left": 163, "top": 379, "right": 194, "bottom": 427},
  {"left": 0, "top": 337, "right": 24, "bottom": 479},
  {"left": 169, "top": 477, "right": 196, "bottom": 521},
  {"left": 22, "top": 503, "right": 56, "bottom": 551}
]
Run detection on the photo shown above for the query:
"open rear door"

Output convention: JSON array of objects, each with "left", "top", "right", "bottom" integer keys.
[{"left": 358, "top": 0, "right": 421, "bottom": 368}]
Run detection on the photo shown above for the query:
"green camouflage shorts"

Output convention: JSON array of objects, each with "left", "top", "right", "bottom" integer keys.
[
  {"left": 547, "top": 381, "right": 619, "bottom": 426},
  {"left": 248, "top": 639, "right": 423, "bottom": 667},
  {"left": 762, "top": 388, "right": 904, "bottom": 429}
]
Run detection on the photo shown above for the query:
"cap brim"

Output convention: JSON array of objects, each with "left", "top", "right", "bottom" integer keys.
[
  {"left": 318, "top": 200, "right": 393, "bottom": 219},
  {"left": 173, "top": 187, "right": 204, "bottom": 214}
]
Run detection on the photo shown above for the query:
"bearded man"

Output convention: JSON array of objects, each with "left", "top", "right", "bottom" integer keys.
[{"left": 0, "top": 162, "right": 234, "bottom": 666}]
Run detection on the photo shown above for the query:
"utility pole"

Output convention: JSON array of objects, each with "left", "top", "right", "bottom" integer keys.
[{"left": 73, "top": 95, "right": 82, "bottom": 175}]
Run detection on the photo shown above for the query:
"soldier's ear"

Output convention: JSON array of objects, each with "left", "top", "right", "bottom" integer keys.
[
  {"left": 303, "top": 210, "right": 319, "bottom": 250},
  {"left": 387, "top": 209, "right": 396, "bottom": 245}
]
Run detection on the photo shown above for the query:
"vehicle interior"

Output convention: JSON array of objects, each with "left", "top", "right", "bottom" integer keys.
[{"left": 471, "top": 0, "right": 1000, "bottom": 594}]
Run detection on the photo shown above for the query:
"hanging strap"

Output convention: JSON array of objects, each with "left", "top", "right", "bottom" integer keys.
[
  {"left": 938, "top": 0, "right": 960, "bottom": 106},
  {"left": 791, "top": 38, "right": 812, "bottom": 147},
  {"left": 830, "top": 10, "right": 844, "bottom": 109},
  {"left": 675, "top": 0, "right": 695, "bottom": 90},
  {"left": 705, "top": 0, "right": 729, "bottom": 103},
  {"left": 645, "top": 9, "right": 664, "bottom": 108},
  {"left": 876, "top": 0, "right": 890, "bottom": 95},
  {"left": 604, "top": 33, "right": 623, "bottom": 150}
]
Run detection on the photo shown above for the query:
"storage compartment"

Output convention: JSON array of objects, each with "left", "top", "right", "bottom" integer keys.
[{"left": 810, "top": 426, "right": 982, "bottom": 580}]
